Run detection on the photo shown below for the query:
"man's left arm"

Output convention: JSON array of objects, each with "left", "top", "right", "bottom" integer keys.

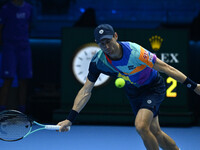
[{"left": 153, "top": 58, "right": 200, "bottom": 95}]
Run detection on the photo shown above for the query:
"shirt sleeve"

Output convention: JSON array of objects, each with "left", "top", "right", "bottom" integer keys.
[
  {"left": 138, "top": 46, "right": 157, "bottom": 68},
  {"left": 87, "top": 62, "right": 101, "bottom": 83}
]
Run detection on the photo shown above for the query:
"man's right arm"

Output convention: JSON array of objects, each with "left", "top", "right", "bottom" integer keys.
[
  {"left": 72, "top": 78, "right": 95, "bottom": 113},
  {"left": 57, "top": 78, "right": 95, "bottom": 132}
]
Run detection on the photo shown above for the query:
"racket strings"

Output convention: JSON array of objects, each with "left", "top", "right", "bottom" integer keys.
[{"left": 0, "top": 111, "right": 31, "bottom": 141}]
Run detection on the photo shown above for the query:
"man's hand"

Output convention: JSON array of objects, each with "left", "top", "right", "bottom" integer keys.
[
  {"left": 194, "top": 84, "right": 200, "bottom": 96},
  {"left": 57, "top": 120, "right": 72, "bottom": 132}
]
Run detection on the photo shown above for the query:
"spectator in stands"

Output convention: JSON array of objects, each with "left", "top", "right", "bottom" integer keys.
[{"left": 0, "top": 0, "right": 33, "bottom": 112}]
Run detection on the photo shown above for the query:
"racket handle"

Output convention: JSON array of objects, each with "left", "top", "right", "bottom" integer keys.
[{"left": 45, "top": 125, "right": 70, "bottom": 131}]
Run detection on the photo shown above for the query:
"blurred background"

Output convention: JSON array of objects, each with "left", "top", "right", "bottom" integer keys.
[{"left": 0, "top": 0, "right": 200, "bottom": 127}]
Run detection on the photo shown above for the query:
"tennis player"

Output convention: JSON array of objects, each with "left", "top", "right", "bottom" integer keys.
[{"left": 57, "top": 24, "right": 200, "bottom": 150}]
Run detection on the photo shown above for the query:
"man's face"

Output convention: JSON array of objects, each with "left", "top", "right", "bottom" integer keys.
[{"left": 98, "top": 36, "right": 118, "bottom": 56}]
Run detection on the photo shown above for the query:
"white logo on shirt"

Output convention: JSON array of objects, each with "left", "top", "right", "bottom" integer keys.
[{"left": 149, "top": 53, "right": 154, "bottom": 62}]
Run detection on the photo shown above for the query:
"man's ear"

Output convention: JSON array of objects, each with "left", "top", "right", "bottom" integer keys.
[{"left": 114, "top": 32, "right": 118, "bottom": 40}]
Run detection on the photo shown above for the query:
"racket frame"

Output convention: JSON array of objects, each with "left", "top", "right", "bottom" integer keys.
[{"left": 0, "top": 110, "right": 68, "bottom": 142}]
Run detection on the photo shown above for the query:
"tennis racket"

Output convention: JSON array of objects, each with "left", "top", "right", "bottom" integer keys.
[{"left": 0, "top": 110, "right": 70, "bottom": 142}]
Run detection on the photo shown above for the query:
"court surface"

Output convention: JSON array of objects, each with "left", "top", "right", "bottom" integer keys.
[{"left": 1, "top": 125, "right": 199, "bottom": 150}]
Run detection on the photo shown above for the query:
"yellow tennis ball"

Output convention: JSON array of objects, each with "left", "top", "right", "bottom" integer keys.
[{"left": 115, "top": 78, "right": 125, "bottom": 88}]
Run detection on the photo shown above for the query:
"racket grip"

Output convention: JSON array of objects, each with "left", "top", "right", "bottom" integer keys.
[{"left": 45, "top": 125, "right": 70, "bottom": 131}]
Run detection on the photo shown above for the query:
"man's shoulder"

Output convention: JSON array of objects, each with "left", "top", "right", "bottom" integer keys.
[
  {"left": 119, "top": 41, "right": 141, "bottom": 54},
  {"left": 120, "top": 41, "right": 140, "bottom": 49},
  {"left": 90, "top": 50, "right": 111, "bottom": 70},
  {"left": 91, "top": 50, "right": 105, "bottom": 62}
]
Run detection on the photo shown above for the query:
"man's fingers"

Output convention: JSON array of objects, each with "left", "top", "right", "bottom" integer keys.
[
  {"left": 59, "top": 126, "right": 70, "bottom": 132},
  {"left": 57, "top": 123, "right": 62, "bottom": 126}
]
